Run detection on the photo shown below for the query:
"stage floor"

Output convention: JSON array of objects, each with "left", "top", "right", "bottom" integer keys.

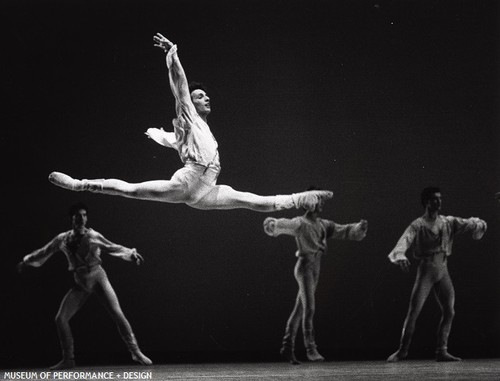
[{"left": 3, "top": 359, "right": 500, "bottom": 381}]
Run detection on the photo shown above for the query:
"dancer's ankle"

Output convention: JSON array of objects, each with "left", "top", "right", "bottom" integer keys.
[
  {"left": 280, "top": 346, "right": 300, "bottom": 365},
  {"left": 436, "top": 348, "right": 461, "bottom": 362},
  {"left": 386, "top": 349, "right": 408, "bottom": 362},
  {"left": 50, "top": 358, "right": 75, "bottom": 370},
  {"left": 306, "top": 346, "right": 325, "bottom": 362},
  {"left": 81, "top": 179, "right": 104, "bottom": 193}
]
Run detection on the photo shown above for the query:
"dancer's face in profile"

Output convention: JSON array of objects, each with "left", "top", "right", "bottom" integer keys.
[
  {"left": 426, "top": 192, "right": 442, "bottom": 213},
  {"left": 190, "top": 89, "right": 211, "bottom": 116},
  {"left": 71, "top": 209, "right": 88, "bottom": 229}
]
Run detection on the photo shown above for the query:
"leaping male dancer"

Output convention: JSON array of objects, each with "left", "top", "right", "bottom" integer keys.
[{"left": 49, "top": 33, "right": 332, "bottom": 212}]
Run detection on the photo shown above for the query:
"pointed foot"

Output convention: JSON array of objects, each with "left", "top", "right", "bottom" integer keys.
[
  {"left": 293, "top": 190, "right": 334, "bottom": 211},
  {"left": 48, "top": 172, "right": 81, "bottom": 191}
]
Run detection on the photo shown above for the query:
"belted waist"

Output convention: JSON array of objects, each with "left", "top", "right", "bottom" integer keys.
[
  {"left": 419, "top": 251, "right": 447, "bottom": 264},
  {"left": 185, "top": 160, "right": 221, "bottom": 173},
  {"left": 296, "top": 249, "right": 325, "bottom": 258},
  {"left": 419, "top": 250, "right": 446, "bottom": 258},
  {"left": 72, "top": 263, "right": 101, "bottom": 273}
]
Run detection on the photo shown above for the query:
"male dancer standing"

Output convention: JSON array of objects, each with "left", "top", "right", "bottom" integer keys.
[
  {"left": 17, "top": 202, "right": 152, "bottom": 369},
  {"left": 387, "top": 187, "right": 487, "bottom": 362},
  {"left": 263, "top": 192, "right": 368, "bottom": 364},
  {"left": 49, "top": 33, "right": 332, "bottom": 213}
]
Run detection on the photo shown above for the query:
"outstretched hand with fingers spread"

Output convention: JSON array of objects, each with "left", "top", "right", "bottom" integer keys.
[
  {"left": 153, "top": 33, "right": 174, "bottom": 52},
  {"left": 130, "top": 249, "right": 145, "bottom": 265}
]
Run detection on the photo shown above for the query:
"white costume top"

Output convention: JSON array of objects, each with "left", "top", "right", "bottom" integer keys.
[
  {"left": 266, "top": 216, "right": 367, "bottom": 257},
  {"left": 146, "top": 44, "right": 220, "bottom": 169},
  {"left": 388, "top": 215, "right": 486, "bottom": 263},
  {"left": 23, "top": 228, "right": 137, "bottom": 271}
]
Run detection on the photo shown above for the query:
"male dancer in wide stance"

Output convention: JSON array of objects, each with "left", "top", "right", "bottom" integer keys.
[
  {"left": 17, "top": 202, "right": 152, "bottom": 370},
  {"left": 49, "top": 33, "right": 332, "bottom": 212},
  {"left": 263, "top": 191, "right": 368, "bottom": 364},
  {"left": 387, "top": 187, "right": 487, "bottom": 362}
]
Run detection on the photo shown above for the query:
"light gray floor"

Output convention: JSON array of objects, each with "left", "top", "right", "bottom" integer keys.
[{"left": 4, "top": 359, "right": 500, "bottom": 381}]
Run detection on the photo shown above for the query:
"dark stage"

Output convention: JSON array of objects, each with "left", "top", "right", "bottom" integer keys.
[{"left": 2, "top": 0, "right": 499, "bottom": 375}]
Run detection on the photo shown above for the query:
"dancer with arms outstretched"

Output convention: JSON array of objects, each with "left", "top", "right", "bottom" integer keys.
[
  {"left": 386, "top": 187, "right": 487, "bottom": 362},
  {"left": 17, "top": 202, "right": 152, "bottom": 370},
  {"left": 263, "top": 190, "right": 368, "bottom": 364},
  {"left": 49, "top": 33, "right": 332, "bottom": 212}
]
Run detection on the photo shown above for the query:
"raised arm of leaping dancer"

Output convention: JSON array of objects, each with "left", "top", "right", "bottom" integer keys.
[
  {"left": 48, "top": 33, "right": 333, "bottom": 212},
  {"left": 153, "top": 33, "right": 192, "bottom": 118}
]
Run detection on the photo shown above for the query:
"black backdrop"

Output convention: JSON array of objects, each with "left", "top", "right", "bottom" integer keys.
[{"left": 2, "top": 0, "right": 499, "bottom": 368}]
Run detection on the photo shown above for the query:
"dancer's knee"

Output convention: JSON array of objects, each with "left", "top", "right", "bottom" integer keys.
[
  {"left": 194, "top": 185, "right": 268, "bottom": 211},
  {"left": 404, "top": 305, "right": 422, "bottom": 327},
  {"left": 55, "top": 313, "right": 69, "bottom": 326},
  {"left": 131, "top": 181, "right": 191, "bottom": 202},
  {"left": 108, "top": 305, "right": 127, "bottom": 322},
  {"left": 304, "top": 305, "right": 315, "bottom": 321},
  {"left": 122, "top": 184, "right": 150, "bottom": 199},
  {"left": 443, "top": 306, "right": 455, "bottom": 320},
  {"left": 103, "top": 181, "right": 142, "bottom": 198}
]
